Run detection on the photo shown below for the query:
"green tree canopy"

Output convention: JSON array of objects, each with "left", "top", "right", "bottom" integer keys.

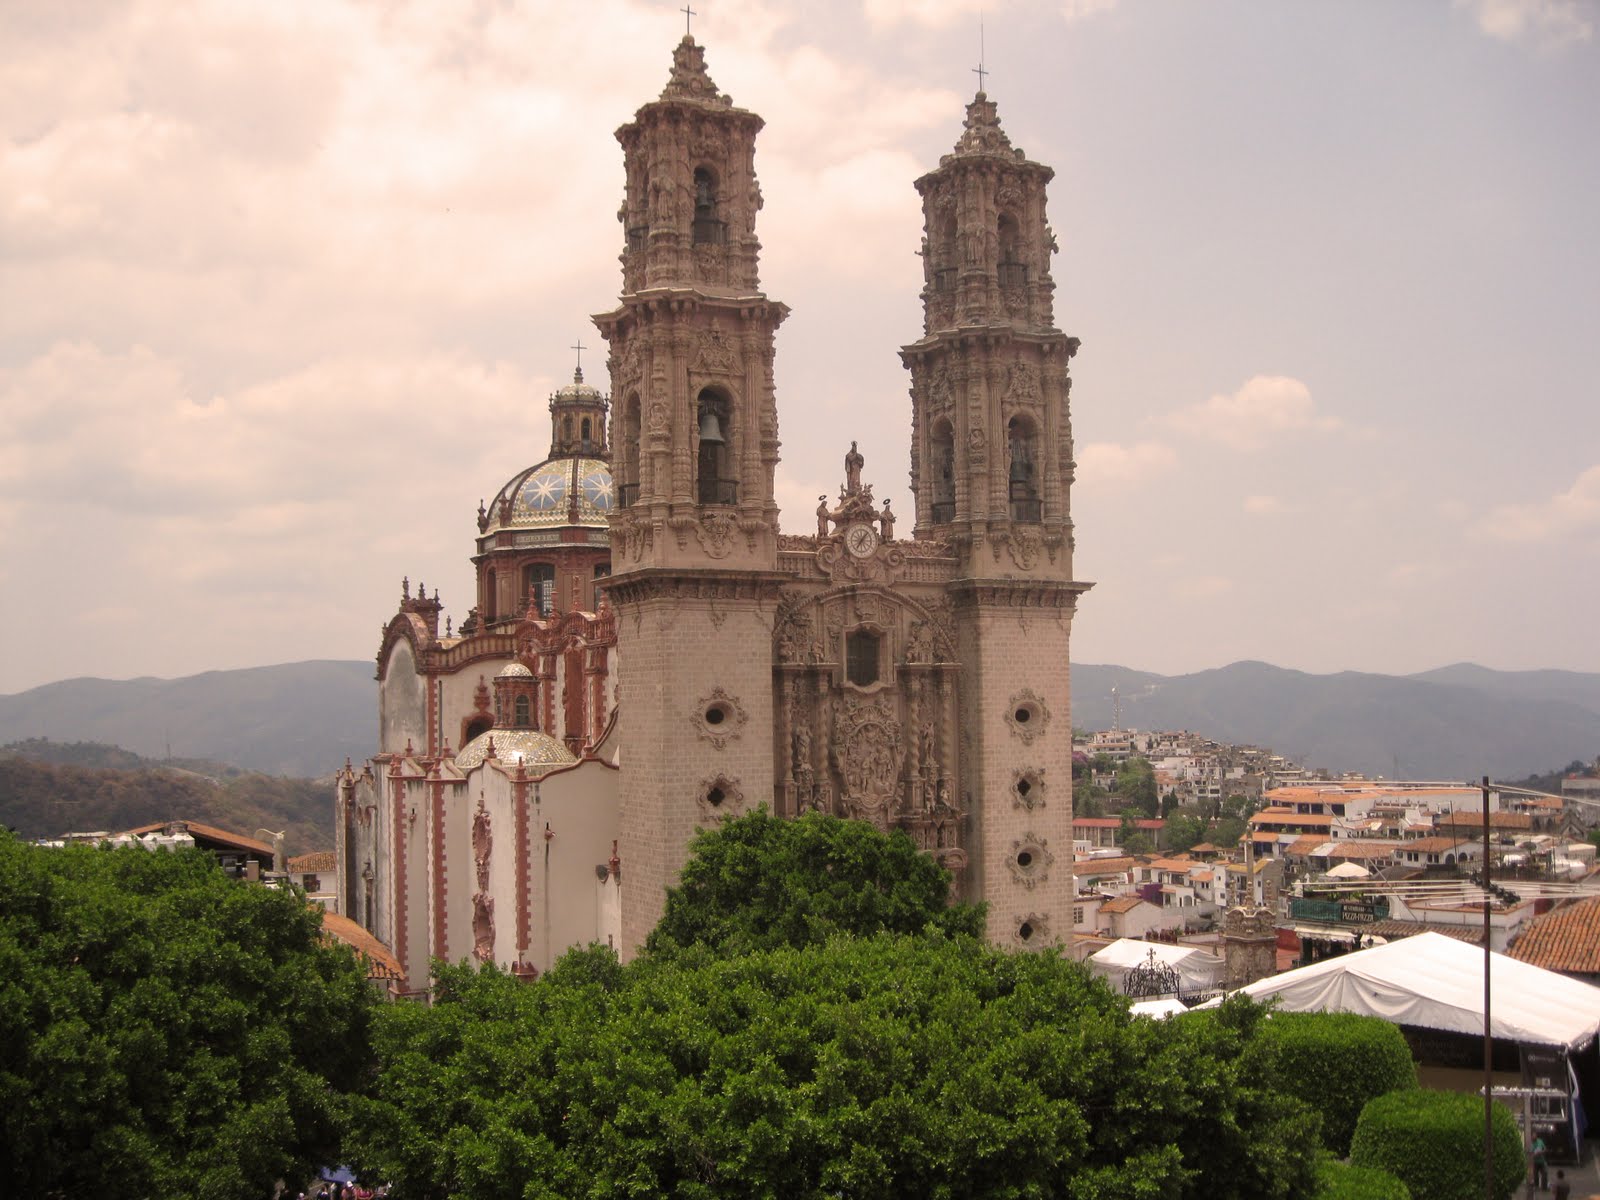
[
  {"left": 353, "top": 942, "right": 1323, "bottom": 1200},
  {"left": 1164, "top": 812, "right": 1208, "bottom": 854},
  {"left": 1115, "top": 757, "right": 1159, "bottom": 816},
  {"left": 0, "top": 830, "right": 374, "bottom": 1199},
  {"left": 644, "top": 808, "right": 984, "bottom": 956}
]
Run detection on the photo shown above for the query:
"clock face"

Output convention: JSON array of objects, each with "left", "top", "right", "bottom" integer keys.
[{"left": 846, "top": 524, "right": 878, "bottom": 558}]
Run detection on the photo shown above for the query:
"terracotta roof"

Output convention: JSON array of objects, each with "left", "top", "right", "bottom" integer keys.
[
  {"left": 289, "top": 851, "right": 337, "bottom": 873},
  {"left": 1284, "top": 834, "right": 1329, "bottom": 858},
  {"left": 1326, "top": 840, "right": 1405, "bottom": 861},
  {"left": 1075, "top": 857, "right": 1137, "bottom": 876},
  {"left": 1073, "top": 817, "right": 1165, "bottom": 829},
  {"left": 1507, "top": 896, "right": 1600, "bottom": 975},
  {"left": 1401, "top": 836, "right": 1480, "bottom": 855},
  {"left": 321, "top": 912, "right": 404, "bottom": 980},
  {"left": 1437, "top": 810, "right": 1534, "bottom": 831},
  {"left": 119, "top": 820, "right": 274, "bottom": 857},
  {"left": 1101, "top": 894, "right": 1156, "bottom": 915},
  {"left": 1250, "top": 812, "right": 1334, "bottom": 827},
  {"left": 1148, "top": 857, "right": 1196, "bottom": 871}
]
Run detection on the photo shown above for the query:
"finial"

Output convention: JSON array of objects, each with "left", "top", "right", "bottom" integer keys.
[
  {"left": 571, "top": 338, "right": 586, "bottom": 382},
  {"left": 402, "top": 575, "right": 410, "bottom": 600},
  {"left": 682, "top": 4, "right": 695, "bottom": 36}
]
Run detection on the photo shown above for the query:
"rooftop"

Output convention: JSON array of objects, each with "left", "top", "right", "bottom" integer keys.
[{"left": 1506, "top": 897, "right": 1600, "bottom": 975}]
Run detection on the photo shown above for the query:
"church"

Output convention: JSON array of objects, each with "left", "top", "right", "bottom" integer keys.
[{"left": 335, "top": 34, "right": 1090, "bottom": 991}]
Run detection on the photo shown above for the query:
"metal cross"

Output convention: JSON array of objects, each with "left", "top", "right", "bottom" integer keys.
[
  {"left": 973, "top": 17, "right": 988, "bottom": 93},
  {"left": 571, "top": 339, "right": 586, "bottom": 371},
  {"left": 682, "top": 5, "right": 695, "bottom": 35},
  {"left": 972, "top": 60, "right": 987, "bottom": 92}
]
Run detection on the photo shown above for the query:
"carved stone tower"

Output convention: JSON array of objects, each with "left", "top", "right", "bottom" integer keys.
[
  {"left": 595, "top": 37, "right": 788, "bottom": 952},
  {"left": 901, "top": 92, "right": 1091, "bottom": 946}
]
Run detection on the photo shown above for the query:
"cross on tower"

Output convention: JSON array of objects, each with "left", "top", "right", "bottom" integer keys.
[
  {"left": 972, "top": 61, "right": 987, "bottom": 92},
  {"left": 682, "top": 5, "right": 695, "bottom": 35},
  {"left": 571, "top": 339, "right": 586, "bottom": 372}
]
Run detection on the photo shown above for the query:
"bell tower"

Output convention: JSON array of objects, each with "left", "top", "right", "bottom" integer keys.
[
  {"left": 901, "top": 92, "right": 1092, "bottom": 947},
  {"left": 595, "top": 36, "right": 788, "bottom": 953}
]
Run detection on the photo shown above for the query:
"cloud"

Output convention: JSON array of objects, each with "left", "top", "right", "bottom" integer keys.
[
  {"left": 1176, "top": 575, "right": 1233, "bottom": 600},
  {"left": 1076, "top": 440, "right": 1177, "bottom": 485},
  {"left": 1478, "top": 464, "right": 1600, "bottom": 542},
  {"left": 1457, "top": 0, "right": 1594, "bottom": 47},
  {"left": 1164, "top": 375, "right": 1340, "bottom": 452},
  {"left": 1243, "top": 495, "right": 1283, "bottom": 514},
  {"left": 1062, "top": 0, "right": 1122, "bottom": 23}
]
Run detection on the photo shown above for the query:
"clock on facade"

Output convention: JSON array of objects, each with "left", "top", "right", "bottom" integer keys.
[{"left": 845, "top": 524, "right": 879, "bottom": 558}]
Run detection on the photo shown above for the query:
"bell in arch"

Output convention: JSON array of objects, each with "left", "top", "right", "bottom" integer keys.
[{"left": 698, "top": 408, "right": 725, "bottom": 444}]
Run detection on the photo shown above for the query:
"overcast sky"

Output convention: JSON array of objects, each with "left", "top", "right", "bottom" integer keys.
[{"left": 2, "top": 0, "right": 1597, "bottom": 695}]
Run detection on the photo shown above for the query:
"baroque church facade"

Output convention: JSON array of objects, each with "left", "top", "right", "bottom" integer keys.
[{"left": 336, "top": 35, "right": 1090, "bottom": 990}]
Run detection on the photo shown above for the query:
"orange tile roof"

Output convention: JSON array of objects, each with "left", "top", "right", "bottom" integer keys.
[
  {"left": 1076, "top": 857, "right": 1137, "bottom": 876},
  {"left": 1507, "top": 896, "right": 1600, "bottom": 975},
  {"left": 289, "top": 850, "right": 336, "bottom": 873},
  {"left": 1327, "top": 840, "right": 1405, "bottom": 861},
  {"left": 321, "top": 912, "right": 404, "bottom": 980},
  {"left": 1437, "top": 810, "right": 1534, "bottom": 831},
  {"left": 1284, "top": 834, "right": 1329, "bottom": 858},
  {"left": 1402, "top": 836, "right": 1481, "bottom": 854},
  {"left": 1251, "top": 812, "right": 1334, "bottom": 827},
  {"left": 1101, "top": 894, "right": 1156, "bottom": 915}
]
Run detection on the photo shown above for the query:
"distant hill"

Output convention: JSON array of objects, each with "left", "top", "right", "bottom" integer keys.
[
  {"left": 1071, "top": 661, "right": 1600, "bottom": 781},
  {"left": 0, "top": 660, "right": 375, "bottom": 777},
  {"left": 0, "top": 740, "right": 332, "bottom": 855},
  {"left": 3, "top": 657, "right": 1596, "bottom": 787}
]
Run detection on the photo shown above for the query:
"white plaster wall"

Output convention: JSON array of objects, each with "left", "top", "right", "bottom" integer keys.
[
  {"left": 380, "top": 641, "right": 427, "bottom": 754},
  {"left": 533, "top": 760, "right": 622, "bottom": 969}
]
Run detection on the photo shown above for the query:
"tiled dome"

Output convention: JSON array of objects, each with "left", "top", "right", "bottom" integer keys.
[
  {"left": 484, "top": 457, "right": 614, "bottom": 532},
  {"left": 454, "top": 728, "right": 576, "bottom": 772}
]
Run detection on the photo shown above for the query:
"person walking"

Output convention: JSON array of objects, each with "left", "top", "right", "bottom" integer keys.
[
  {"left": 1530, "top": 1133, "right": 1549, "bottom": 1191},
  {"left": 1550, "top": 1168, "right": 1569, "bottom": 1200}
]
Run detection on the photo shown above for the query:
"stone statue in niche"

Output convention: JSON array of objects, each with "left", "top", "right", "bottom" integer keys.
[
  {"left": 472, "top": 804, "right": 492, "bottom": 892},
  {"left": 880, "top": 498, "right": 896, "bottom": 541},
  {"left": 472, "top": 892, "right": 495, "bottom": 963},
  {"left": 816, "top": 494, "right": 832, "bottom": 539}
]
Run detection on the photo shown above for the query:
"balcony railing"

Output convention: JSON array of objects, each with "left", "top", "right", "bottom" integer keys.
[
  {"left": 998, "top": 261, "right": 1028, "bottom": 288},
  {"left": 692, "top": 217, "right": 727, "bottom": 246},
  {"left": 1009, "top": 498, "right": 1042, "bottom": 523},
  {"left": 698, "top": 477, "right": 738, "bottom": 505},
  {"left": 930, "top": 500, "right": 956, "bottom": 524},
  {"left": 626, "top": 226, "right": 648, "bottom": 254}
]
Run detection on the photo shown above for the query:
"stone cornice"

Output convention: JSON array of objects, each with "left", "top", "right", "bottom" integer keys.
[
  {"left": 947, "top": 577, "right": 1094, "bottom": 611},
  {"left": 604, "top": 567, "right": 790, "bottom": 607}
]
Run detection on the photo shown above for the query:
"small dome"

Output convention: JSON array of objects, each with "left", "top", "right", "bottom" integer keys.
[
  {"left": 552, "top": 367, "right": 604, "bottom": 405},
  {"left": 497, "top": 662, "right": 533, "bottom": 678},
  {"left": 455, "top": 728, "right": 576, "bottom": 773},
  {"left": 484, "top": 456, "right": 614, "bottom": 532}
]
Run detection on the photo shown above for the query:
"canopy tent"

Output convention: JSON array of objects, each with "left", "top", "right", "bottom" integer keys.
[
  {"left": 1087, "top": 938, "right": 1224, "bottom": 996},
  {"left": 1207, "top": 931, "right": 1600, "bottom": 1050},
  {"left": 1129, "top": 997, "right": 1190, "bottom": 1019},
  {"left": 1325, "top": 862, "right": 1371, "bottom": 879}
]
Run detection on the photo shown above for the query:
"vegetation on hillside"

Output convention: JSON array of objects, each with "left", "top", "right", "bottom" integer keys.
[{"left": 0, "top": 739, "right": 332, "bottom": 855}]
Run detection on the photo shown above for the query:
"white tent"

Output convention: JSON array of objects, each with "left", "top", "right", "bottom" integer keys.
[
  {"left": 1088, "top": 938, "right": 1224, "bottom": 996},
  {"left": 1208, "top": 931, "right": 1600, "bottom": 1050},
  {"left": 1325, "top": 862, "right": 1370, "bottom": 879},
  {"left": 1129, "top": 998, "right": 1190, "bottom": 1019}
]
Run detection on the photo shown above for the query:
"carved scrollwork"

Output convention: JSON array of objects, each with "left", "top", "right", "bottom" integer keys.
[
  {"left": 697, "top": 773, "right": 745, "bottom": 820},
  {"left": 693, "top": 329, "right": 737, "bottom": 374},
  {"left": 696, "top": 510, "right": 737, "bottom": 559},
  {"left": 1007, "top": 833, "right": 1055, "bottom": 890},
  {"left": 1007, "top": 525, "right": 1042, "bottom": 571},
  {"left": 1014, "top": 911, "right": 1051, "bottom": 947},
  {"left": 831, "top": 694, "right": 903, "bottom": 829},
  {"left": 1005, "top": 689, "right": 1050, "bottom": 744},
  {"left": 1011, "top": 767, "right": 1046, "bottom": 811},
  {"left": 692, "top": 686, "right": 748, "bottom": 750}
]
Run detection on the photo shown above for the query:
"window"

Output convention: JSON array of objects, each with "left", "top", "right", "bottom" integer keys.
[
  {"left": 619, "top": 392, "right": 641, "bottom": 506},
  {"left": 580, "top": 416, "right": 592, "bottom": 453},
  {"left": 998, "top": 213, "right": 1026, "bottom": 287},
  {"left": 524, "top": 563, "right": 555, "bottom": 613},
  {"left": 513, "top": 695, "right": 531, "bottom": 727},
  {"left": 846, "top": 629, "right": 881, "bottom": 687}
]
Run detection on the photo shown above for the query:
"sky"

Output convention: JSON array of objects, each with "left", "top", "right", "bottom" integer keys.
[{"left": 2, "top": 0, "right": 1598, "bottom": 695}]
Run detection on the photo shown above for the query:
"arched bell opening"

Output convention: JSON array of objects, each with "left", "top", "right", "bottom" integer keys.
[
  {"left": 1007, "top": 413, "right": 1040, "bottom": 523},
  {"left": 695, "top": 387, "right": 736, "bottom": 506}
]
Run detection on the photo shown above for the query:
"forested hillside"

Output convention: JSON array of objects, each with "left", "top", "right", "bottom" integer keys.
[{"left": 0, "top": 739, "right": 332, "bottom": 856}]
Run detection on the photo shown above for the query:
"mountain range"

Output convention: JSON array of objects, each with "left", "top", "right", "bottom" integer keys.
[{"left": 2, "top": 659, "right": 1596, "bottom": 783}]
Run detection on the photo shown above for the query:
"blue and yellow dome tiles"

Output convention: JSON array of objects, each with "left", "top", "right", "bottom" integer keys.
[{"left": 486, "top": 456, "right": 614, "bottom": 532}]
